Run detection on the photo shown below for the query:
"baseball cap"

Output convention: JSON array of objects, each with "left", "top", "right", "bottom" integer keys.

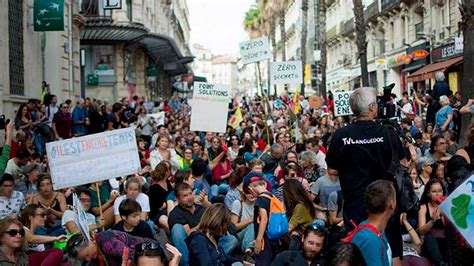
[{"left": 243, "top": 171, "right": 265, "bottom": 191}]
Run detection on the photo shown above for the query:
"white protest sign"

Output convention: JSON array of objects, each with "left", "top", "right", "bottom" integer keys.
[
  {"left": 239, "top": 37, "right": 271, "bottom": 65},
  {"left": 270, "top": 61, "right": 303, "bottom": 86},
  {"left": 439, "top": 175, "right": 474, "bottom": 248},
  {"left": 334, "top": 91, "right": 353, "bottom": 117},
  {"left": 190, "top": 82, "right": 230, "bottom": 133},
  {"left": 146, "top": 112, "right": 165, "bottom": 126},
  {"left": 73, "top": 193, "right": 91, "bottom": 240},
  {"left": 46, "top": 128, "right": 141, "bottom": 190}
]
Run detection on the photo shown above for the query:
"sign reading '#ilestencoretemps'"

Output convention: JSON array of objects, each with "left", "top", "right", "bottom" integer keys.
[
  {"left": 46, "top": 128, "right": 141, "bottom": 190},
  {"left": 239, "top": 37, "right": 272, "bottom": 65},
  {"left": 190, "top": 82, "right": 230, "bottom": 133},
  {"left": 270, "top": 61, "right": 303, "bottom": 86}
]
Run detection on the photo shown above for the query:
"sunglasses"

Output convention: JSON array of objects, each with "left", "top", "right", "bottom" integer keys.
[
  {"left": 135, "top": 241, "right": 169, "bottom": 259},
  {"left": 5, "top": 229, "right": 25, "bottom": 237}
]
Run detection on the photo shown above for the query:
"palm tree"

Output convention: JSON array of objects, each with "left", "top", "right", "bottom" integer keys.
[
  {"left": 278, "top": 0, "right": 290, "bottom": 61},
  {"left": 300, "top": 0, "right": 308, "bottom": 96},
  {"left": 243, "top": 4, "right": 263, "bottom": 38},
  {"left": 353, "top": 0, "right": 369, "bottom": 86},
  {"left": 259, "top": 0, "right": 279, "bottom": 96},
  {"left": 459, "top": 0, "right": 474, "bottom": 146},
  {"left": 318, "top": 0, "right": 327, "bottom": 98}
]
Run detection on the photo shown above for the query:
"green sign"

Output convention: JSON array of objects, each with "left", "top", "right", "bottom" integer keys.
[
  {"left": 34, "top": 0, "right": 64, "bottom": 31},
  {"left": 87, "top": 74, "right": 99, "bottom": 85},
  {"left": 146, "top": 66, "right": 157, "bottom": 77}
]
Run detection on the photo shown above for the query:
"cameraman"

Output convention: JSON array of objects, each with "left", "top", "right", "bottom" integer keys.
[
  {"left": 0, "top": 120, "right": 14, "bottom": 176},
  {"left": 326, "top": 87, "right": 406, "bottom": 265}
]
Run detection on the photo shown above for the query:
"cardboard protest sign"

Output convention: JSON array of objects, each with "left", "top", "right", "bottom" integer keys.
[
  {"left": 309, "top": 96, "right": 322, "bottom": 109},
  {"left": 439, "top": 175, "right": 474, "bottom": 247},
  {"left": 73, "top": 193, "right": 91, "bottom": 240},
  {"left": 270, "top": 61, "right": 303, "bottom": 86},
  {"left": 46, "top": 128, "right": 141, "bottom": 190},
  {"left": 334, "top": 91, "right": 353, "bottom": 116},
  {"left": 190, "top": 82, "right": 230, "bottom": 133},
  {"left": 239, "top": 37, "right": 271, "bottom": 65}
]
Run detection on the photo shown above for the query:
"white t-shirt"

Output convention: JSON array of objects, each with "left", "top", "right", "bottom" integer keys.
[
  {"left": 113, "top": 193, "right": 150, "bottom": 216},
  {"left": 401, "top": 103, "right": 414, "bottom": 118},
  {"left": 315, "top": 151, "right": 328, "bottom": 170},
  {"left": 24, "top": 227, "right": 45, "bottom": 252},
  {"left": 61, "top": 209, "right": 97, "bottom": 234},
  {"left": 5, "top": 159, "right": 24, "bottom": 183}
]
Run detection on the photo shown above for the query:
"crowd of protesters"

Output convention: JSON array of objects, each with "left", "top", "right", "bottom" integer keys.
[{"left": 0, "top": 71, "right": 473, "bottom": 266}]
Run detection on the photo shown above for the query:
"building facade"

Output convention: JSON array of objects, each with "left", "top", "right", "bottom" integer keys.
[
  {"left": 80, "top": 0, "right": 193, "bottom": 102},
  {"left": 324, "top": 0, "right": 462, "bottom": 97},
  {"left": 0, "top": 0, "right": 81, "bottom": 119}
]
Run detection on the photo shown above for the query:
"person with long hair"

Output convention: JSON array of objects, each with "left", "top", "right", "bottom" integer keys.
[
  {"left": 417, "top": 179, "right": 448, "bottom": 265},
  {"left": 426, "top": 135, "right": 451, "bottom": 162},
  {"left": 19, "top": 204, "right": 66, "bottom": 266},
  {"left": 177, "top": 147, "right": 193, "bottom": 171},
  {"left": 0, "top": 218, "right": 28, "bottom": 265},
  {"left": 456, "top": 122, "right": 474, "bottom": 169},
  {"left": 15, "top": 104, "right": 33, "bottom": 137},
  {"left": 30, "top": 175, "right": 67, "bottom": 234},
  {"left": 230, "top": 190, "right": 255, "bottom": 255},
  {"left": 228, "top": 135, "right": 241, "bottom": 161},
  {"left": 224, "top": 166, "right": 250, "bottom": 211},
  {"left": 186, "top": 203, "right": 240, "bottom": 266},
  {"left": 242, "top": 138, "right": 262, "bottom": 163},
  {"left": 149, "top": 161, "right": 173, "bottom": 233},
  {"left": 283, "top": 179, "right": 316, "bottom": 248}
]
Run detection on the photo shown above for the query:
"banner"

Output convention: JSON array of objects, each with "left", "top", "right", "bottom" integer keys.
[
  {"left": 270, "top": 61, "right": 303, "bottom": 86},
  {"left": 190, "top": 82, "right": 230, "bottom": 133},
  {"left": 334, "top": 91, "right": 353, "bottom": 117},
  {"left": 46, "top": 128, "right": 141, "bottom": 190},
  {"left": 239, "top": 37, "right": 271, "bottom": 65},
  {"left": 34, "top": 0, "right": 64, "bottom": 31},
  {"left": 439, "top": 175, "right": 474, "bottom": 247}
]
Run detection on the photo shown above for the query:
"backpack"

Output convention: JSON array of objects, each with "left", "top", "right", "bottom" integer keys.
[
  {"left": 259, "top": 193, "right": 288, "bottom": 240},
  {"left": 342, "top": 220, "right": 385, "bottom": 261}
]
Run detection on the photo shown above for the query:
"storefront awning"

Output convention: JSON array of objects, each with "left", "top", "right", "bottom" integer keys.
[
  {"left": 407, "top": 56, "right": 463, "bottom": 82},
  {"left": 138, "top": 33, "right": 193, "bottom": 76},
  {"left": 80, "top": 17, "right": 149, "bottom": 44}
]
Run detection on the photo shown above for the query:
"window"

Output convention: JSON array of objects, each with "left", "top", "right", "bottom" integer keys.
[
  {"left": 92, "top": 46, "right": 114, "bottom": 75},
  {"left": 8, "top": 0, "right": 24, "bottom": 95}
]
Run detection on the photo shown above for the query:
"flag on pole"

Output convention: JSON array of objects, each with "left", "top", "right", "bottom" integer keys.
[
  {"left": 228, "top": 97, "right": 243, "bottom": 129},
  {"left": 290, "top": 88, "right": 301, "bottom": 115}
]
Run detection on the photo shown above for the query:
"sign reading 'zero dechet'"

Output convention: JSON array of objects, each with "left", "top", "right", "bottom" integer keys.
[
  {"left": 46, "top": 128, "right": 141, "bottom": 190},
  {"left": 334, "top": 91, "right": 354, "bottom": 117},
  {"left": 270, "top": 61, "right": 303, "bottom": 86},
  {"left": 239, "top": 37, "right": 272, "bottom": 65},
  {"left": 190, "top": 82, "right": 230, "bottom": 133}
]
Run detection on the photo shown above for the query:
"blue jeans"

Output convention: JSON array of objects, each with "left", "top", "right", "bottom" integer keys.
[
  {"left": 171, "top": 224, "right": 189, "bottom": 266},
  {"left": 210, "top": 183, "right": 229, "bottom": 201},
  {"left": 171, "top": 224, "right": 238, "bottom": 266}
]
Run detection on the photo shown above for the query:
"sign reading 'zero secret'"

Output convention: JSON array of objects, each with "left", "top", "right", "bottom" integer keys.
[
  {"left": 270, "top": 61, "right": 303, "bottom": 86},
  {"left": 239, "top": 37, "right": 272, "bottom": 65}
]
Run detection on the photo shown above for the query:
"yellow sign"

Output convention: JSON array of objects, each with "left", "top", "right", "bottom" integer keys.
[
  {"left": 449, "top": 72, "right": 458, "bottom": 94},
  {"left": 304, "top": 64, "right": 311, "bottom": 85}
]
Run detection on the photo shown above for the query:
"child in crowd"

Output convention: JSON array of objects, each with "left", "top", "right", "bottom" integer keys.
[
  {"left": 243, "top": 171, "right": 277, "bottom": 265},
  {"left": 112, "top": 199, "right": 154, "bottom": 239}
]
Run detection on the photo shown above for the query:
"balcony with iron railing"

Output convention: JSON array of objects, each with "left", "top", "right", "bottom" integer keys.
[{"left": 381, "top": 0, "right": 401, "bottom": 12}]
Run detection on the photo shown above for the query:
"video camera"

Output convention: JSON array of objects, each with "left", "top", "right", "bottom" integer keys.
[{"left": 377, "top": 83, "right": 397, "bottom": 120}]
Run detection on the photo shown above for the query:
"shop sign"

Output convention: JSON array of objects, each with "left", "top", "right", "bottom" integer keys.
[
  {"left": 387, "top": 52, "right": 411, "bottom": 68},
  {"left": 34, "top": 0, "right": 64, "bottom": 31},
  {"left": 455, "top": 36, "right": 464, "bottom": 52},
  {"left": 432, "top": 43, "right": 463, "bottom": 62},
  {"left": 411, "top": 50, "right": 429, "bottom": 60}
]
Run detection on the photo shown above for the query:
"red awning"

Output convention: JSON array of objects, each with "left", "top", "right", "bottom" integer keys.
[{"left": 407, "top": 56, "right": 463, "bottom": 82}]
